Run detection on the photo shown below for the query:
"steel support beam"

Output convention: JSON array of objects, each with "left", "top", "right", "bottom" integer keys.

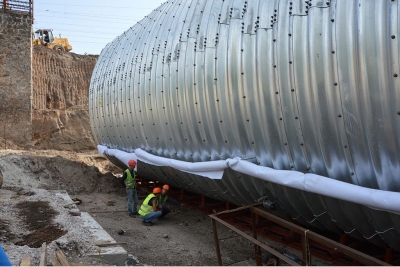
[
  {"left": 209, "top": 213, "right": 300, "bottom": 266},
  {"left": 253, "top": 207, "right": 390, "bottom": 266}
]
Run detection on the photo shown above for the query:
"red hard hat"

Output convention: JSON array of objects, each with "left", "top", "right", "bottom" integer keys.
[
  {"left": 128, "top": 159, "right": 136, "bottom": 166},
  {"left": 153, "top": 187, "right": 162, "bottom": 194},
  {"left": 162, "top": 184, "right": 170, "bottom": 190}
]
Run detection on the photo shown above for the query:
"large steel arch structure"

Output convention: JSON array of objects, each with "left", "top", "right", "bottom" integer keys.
[{"left": 89, "top": 0, "right": 400, "bottom": 251}]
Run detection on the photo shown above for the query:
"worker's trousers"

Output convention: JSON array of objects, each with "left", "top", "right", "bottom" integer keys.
[
  {"left": 126, "top": 188, "right": 138, "bottom": 215},
  {"left": 140, "top": 211, "right": 162, "bottom": 223}
]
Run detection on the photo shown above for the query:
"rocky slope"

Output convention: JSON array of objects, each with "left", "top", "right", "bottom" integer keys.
[{"left": 31, "top": 46, "right": 98, "bottom": 151}]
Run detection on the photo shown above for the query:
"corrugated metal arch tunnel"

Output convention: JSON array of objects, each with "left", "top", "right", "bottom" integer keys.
[{"left": 89, "top": 0, "right": 400, "bottom": 251}]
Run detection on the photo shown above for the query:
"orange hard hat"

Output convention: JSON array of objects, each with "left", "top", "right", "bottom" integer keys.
[
  {"left": 162, "top": 184, "right": 170, "bottom": 190},
  {"left": 153, "top": 187, "right": 162, "bottom": 194},
  {"left": 128, "top": 159, "right": 136, "bottom": 166}
]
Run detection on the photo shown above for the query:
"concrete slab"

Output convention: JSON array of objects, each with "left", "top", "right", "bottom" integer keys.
[{"left": 54, "top": 190, "right": 129, "bottom": 265}]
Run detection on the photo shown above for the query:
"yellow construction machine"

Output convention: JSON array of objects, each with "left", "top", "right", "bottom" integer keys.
[{"left": 33, "top": 29, "right": 72, "bottom": 52}]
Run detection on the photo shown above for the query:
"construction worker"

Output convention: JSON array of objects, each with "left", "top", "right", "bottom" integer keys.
[
  {"left": 124, "top": 159, "right": 139, "bottom": 217},
  {"left": 158, "top": 184, "right": 183, "bottom": 219},
  {"left": 138, "top": 187, "right": 162, "bottom": 226}
]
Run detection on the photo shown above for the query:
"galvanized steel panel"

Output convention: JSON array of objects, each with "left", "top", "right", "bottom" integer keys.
[{"left": 90, "top": 0, "right": 400, "bottom": 250}]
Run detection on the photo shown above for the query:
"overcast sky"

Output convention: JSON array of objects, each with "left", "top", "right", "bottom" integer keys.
[{"left": 33, "top": 0, "right": 166, "bottom": 55}]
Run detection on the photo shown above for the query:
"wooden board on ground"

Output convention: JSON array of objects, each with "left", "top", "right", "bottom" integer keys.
[
  {"left": 39, "top": 242, "right": 47, "bottom": 266},
  {"left": 20, "top": 258, "right": 31, "bottom": 266},
  {"left": 50, "top": 256, "right": 62, "bottom": 266},
  {"left": 55, "top": 249, "right": 70, "bottom": 266}
]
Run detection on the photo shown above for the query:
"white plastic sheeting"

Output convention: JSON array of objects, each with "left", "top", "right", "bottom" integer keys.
[{"left": 98, "top": 145, "right": 400, "bottom": 215}]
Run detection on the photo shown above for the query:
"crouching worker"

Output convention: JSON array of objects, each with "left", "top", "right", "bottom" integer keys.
[
  {"left": 158, "top": 184, "right": 183, "bottom": 219},
  {"left": 138, "top": 187, "right": 162, "bottom": 226}
]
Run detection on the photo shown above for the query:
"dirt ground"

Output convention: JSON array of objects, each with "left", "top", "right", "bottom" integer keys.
[
  {"left": 0, "top": 149, "right": 264, "bottom": 266},
  {"left": 0, "top": 149, "right": 334, "bottom": 266}
]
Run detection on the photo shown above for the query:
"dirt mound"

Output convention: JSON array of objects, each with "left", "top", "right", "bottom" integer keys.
[{"left": 0, "top": 151, "right": 123, "bottom": 194}]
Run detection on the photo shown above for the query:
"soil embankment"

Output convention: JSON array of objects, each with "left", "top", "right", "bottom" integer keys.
[{"left": 31, "top": 46, "right": 98, "bottom": 151}]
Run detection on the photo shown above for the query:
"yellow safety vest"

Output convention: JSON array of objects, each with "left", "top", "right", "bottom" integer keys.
[
  {"left": 139, "top": 193, "right": 156, "bottom": 216},
  {"left": 158, "top": 195, "right": 168, "bottom": 205},
  {"left": 124, "top": 169, "right": 136, "bottom": 188}
]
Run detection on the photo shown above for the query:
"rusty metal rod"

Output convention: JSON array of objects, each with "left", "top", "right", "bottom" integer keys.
[
  {"left": 300, "top": 233, "right": 310, "bottom": 266},
  {"left": 209, "top": 214, "right": 300, "bottom": 266},
  {"left": 385, "top": 248, "right": 393, "bottom": 264},
  {"left": 251, "top": 206, "right": 262, "bottom": 266},
  {"left": 253, "top": 207, "right": 389, "bottom": 266},
  {"left": 211, "top": 216, "right": 222, "bottom": 266}
]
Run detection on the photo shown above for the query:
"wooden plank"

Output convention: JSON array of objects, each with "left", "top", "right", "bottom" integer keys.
[
  {"left": 39, "top": 242, "right": 47, "bottom": 266},
  {"left": 95, "top": 242, "right": 127, "bottom": 247},
  {"left": 55, "top": 249, "right": 70, "bottom": 266},
  {"left": 50, "top": 256, "right": 62, "bottom": 266},
  {"left": 20, "top": 258, "right": 31, "bottom": 266},
  {"left": 69, "top": 262, "right": 93, "bottom": 266}
]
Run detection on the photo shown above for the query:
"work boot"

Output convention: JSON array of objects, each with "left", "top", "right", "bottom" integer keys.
[
  {"left": 128, "top": 213, "right": 136, "bottom": 218},
  {"left": 142, "top": 220, "right": 153, "bottom": 226}
]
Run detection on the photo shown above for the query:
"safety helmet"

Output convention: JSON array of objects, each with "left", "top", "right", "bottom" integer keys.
[
  {"left": 162, "top": 184, "right": 170, "bottom": 190},
  {"left": 153, "top": 187, "right": 162, "bottom": 194},
  {"left": 128, "top": 159, "right": 136, "bottom": 166}
]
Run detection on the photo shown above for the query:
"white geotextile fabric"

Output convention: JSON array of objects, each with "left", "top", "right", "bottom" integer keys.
[{"left": 98, "top": 145, "right": 400, "bottom": 214}]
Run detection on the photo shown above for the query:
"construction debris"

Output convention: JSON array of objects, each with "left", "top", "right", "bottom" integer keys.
[
  {"left": 68, "top": 209, "right": 81, "bottom": 216},
  {"left": 102, "top": 197, "right": 115, "bottom": 206},
  {"left": 63, "top": 201, "right": 81, "bottom": 208}
]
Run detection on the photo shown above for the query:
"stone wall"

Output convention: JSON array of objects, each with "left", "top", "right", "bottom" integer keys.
[{"left": 0, "top": 10, "right": 32, "bottom": 148}]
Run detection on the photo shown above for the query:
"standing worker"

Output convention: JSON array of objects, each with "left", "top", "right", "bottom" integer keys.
[
  {"left": 124, "top": 159, "right": 139, "bottom": 217},
  {"left": 158, "top": 184, "right": 183, "bottom": 219},
  {"left": 138, "top": 187, "right": 163, "bottom": 226}
]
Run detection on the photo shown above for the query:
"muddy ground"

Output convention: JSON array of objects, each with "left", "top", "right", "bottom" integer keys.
[{"left": 0, "top": 149, "right": 332, "bottom": 266}]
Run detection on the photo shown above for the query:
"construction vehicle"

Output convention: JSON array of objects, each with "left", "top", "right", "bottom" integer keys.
[{"left": 32, "top": 29, "right": 72, "bottom": 52}]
